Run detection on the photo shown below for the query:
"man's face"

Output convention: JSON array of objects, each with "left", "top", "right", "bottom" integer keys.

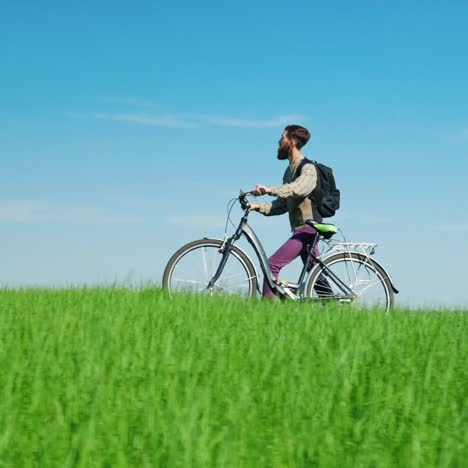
[{"left": 277, "top": 132, "right": 291, "bottom": 160}]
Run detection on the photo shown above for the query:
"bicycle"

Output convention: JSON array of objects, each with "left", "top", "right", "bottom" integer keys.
[{"left": 162, "top": 191, "right": 399, "bottom": 311}]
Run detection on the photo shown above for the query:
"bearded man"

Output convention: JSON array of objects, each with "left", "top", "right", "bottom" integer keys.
[{"left": 249, "top": 125, "right": 323, "bottom": 301}]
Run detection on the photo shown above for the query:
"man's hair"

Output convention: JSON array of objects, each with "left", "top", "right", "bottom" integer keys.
[{"left": 284, "top": 125, "right": 310, "bottom": 149}]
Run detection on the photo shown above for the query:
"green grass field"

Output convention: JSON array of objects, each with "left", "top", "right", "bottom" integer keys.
[{"left": 0, "top": 288, "right": 466, "bottom": 467}]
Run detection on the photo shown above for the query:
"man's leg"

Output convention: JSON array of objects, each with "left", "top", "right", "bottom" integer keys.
[
  {"left": 263, "top": 226, "right": 318, "bottom": 300},
  {"left": 300, "top": 230, "right": 320, "bottom": 272},
  {"left": 300, "top": 234, "right": 333, "bottom": 297}
]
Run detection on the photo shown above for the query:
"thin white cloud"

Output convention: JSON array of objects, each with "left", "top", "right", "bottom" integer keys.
[
  {"left": 82, "top": 111, "right": 305, "bottom": 129},
  {"left": 94, "top": 112, "right": 197, "bottom": 128},
  {"left": 0, "top": 202, "right": 49, "bottom": 222},
  {"left": 208, "top": 114, "right": 304, "bottom": 128},
  {"left": 0, "top": 202, "right": 143, "bottom": 225}
]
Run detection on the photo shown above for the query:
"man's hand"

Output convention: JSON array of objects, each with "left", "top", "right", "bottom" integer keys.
[
  {"left": 243, "top": 203, "right": 260, "bottom": 212},
  {"left": 251, "top": 184, "right": 272, "bottom": 196}
]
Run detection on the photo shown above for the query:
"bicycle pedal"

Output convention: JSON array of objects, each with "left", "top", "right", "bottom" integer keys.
[
  {"left": 274, "top": 277, "right": 291, "bottom": 288},
  {"left": 274, "top": 277, "right": 298, "bottom": 289}
]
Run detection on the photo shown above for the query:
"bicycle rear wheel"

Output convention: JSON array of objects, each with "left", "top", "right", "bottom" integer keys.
[
  {"left": 162, "top": 238, "right": 258, "bottom": 298},
  {"left": 305, "top": 252, "right": 394, "bottom": 311}
]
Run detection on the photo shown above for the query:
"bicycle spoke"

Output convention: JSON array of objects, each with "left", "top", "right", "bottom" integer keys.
[
  {"left": 164, "top": 241, "right": 257, "bottom": 298},
  {"left": 352, "top": 277, "right": 386, "bottom": 296},
  {"left": 172, "top": 278, "right": 207, "bottom": 286},
  {"left": 201, "top": 247, "right": 209, "bottom": 281},
  {"left": 217, "top": 273, "right": 256, "bottom": 286},
  {"left": 307, "top": 253, "right": 391, "bottom": 310}
]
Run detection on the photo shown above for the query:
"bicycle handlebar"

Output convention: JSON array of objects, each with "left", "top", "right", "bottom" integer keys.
[{"left": 238, "top": 190, "right": 253, "bottom": 211}]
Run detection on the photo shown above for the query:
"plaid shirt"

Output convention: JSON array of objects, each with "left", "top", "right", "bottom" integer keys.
[{"left": 257, "top": 155, "right": 320, "bottom": 231}]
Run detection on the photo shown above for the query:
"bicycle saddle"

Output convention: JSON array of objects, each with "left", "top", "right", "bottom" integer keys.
[{"left": 305, "top": 220, "right": 338, "bottom": 239}]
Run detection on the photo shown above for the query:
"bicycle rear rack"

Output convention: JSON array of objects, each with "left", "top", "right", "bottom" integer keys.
[{"left": 327, "top": 241, "right": 377, "bottom": 257}]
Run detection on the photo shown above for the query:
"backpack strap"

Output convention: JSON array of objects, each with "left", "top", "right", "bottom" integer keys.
[
  {"left": 294, "top": 157, "right": 323, "bottom": 222},
  {"left": 295, "top": 157, "right": 315, "bottom": 179}
]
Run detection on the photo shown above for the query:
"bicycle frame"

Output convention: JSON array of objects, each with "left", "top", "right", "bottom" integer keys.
[{"left": 208, "top": 208, "right": 355, "bottom": 300}]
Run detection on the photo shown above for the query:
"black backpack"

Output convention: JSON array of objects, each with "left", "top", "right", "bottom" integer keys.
[{"left": 296, "top": 158, "right": 340, "bottom": 218}]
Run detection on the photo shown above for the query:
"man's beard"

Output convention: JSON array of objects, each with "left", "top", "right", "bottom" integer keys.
[{"left": 277, "top": 143, "right": 290, "bottom": 160}]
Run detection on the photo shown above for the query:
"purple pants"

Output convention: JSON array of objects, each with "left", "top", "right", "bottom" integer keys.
[{"left": 263, "top": 225, "right": 320, "bottom": 299}]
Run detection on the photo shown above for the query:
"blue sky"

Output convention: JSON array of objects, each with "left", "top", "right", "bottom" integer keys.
[{"left": 1, "top": 1, "right": 467, "bottom": 308}]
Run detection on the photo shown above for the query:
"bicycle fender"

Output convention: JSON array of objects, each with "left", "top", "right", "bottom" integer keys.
[
  {"left": 307, "top": 253, "right": 399, "bottom": 295},
  {"left": 370, "top": 257, "right": 399, "bottom": 294}
]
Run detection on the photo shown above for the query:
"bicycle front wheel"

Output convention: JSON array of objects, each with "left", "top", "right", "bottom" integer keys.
[
  {"left": 305, "top": 252, "right": 394, "bottom": 311},
  {"left": 162, "top": 238, "right": 258, "bottom": 298}
]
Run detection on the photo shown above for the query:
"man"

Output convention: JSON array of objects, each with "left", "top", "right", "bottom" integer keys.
[{"left": 250, "top": 125, "right": 322, "bottom": 301}]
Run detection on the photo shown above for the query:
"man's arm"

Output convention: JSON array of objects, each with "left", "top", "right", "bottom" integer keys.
[
  {"left": 269, "top": 163, "right": 317, "bottom": 199},
  {"left": 252, "top": 197, "right": 288, "bottom": 216}
]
